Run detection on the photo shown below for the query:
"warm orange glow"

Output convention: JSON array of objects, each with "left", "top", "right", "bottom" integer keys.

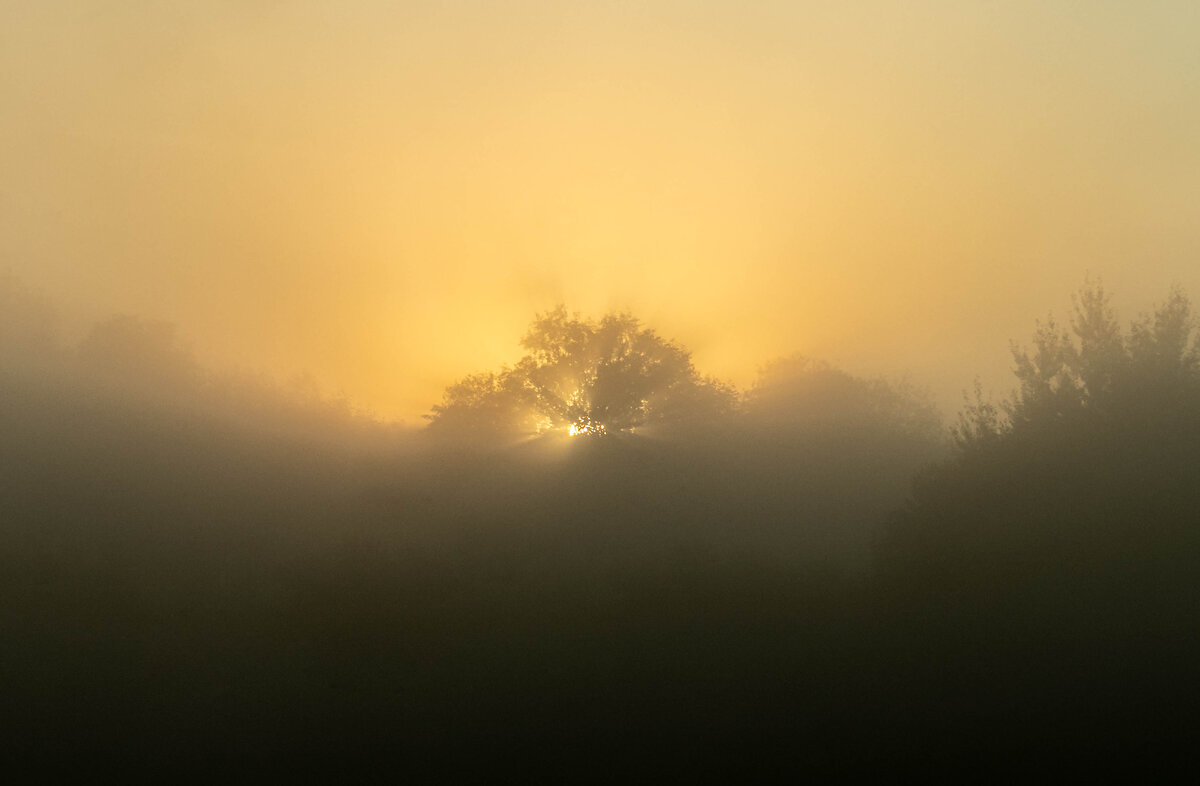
[
  {"left": 568, "top": 421, "right": 606, "bottom": 438},
  {"left": 4, "top": 3, "right": 1200, "bottom": 421}
]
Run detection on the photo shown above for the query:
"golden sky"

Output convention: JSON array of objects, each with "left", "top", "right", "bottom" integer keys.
[{"left": 4, "top": 1, "right": 1200, "bottom": 421}]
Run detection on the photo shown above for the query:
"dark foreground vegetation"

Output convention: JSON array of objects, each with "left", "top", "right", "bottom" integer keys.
[{"left": 3, "top": 275, "right": 1198, "bottom": 775}]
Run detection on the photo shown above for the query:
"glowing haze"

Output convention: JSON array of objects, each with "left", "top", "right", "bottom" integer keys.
[{"left": 4, "top": 1, "right": 1200, "bottom": 421}]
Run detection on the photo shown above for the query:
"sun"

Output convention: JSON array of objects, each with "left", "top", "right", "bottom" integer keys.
[{"left": 567, "top": 419, "right": 607, "bottom": 437}]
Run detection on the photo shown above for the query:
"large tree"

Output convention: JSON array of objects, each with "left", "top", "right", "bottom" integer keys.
[{"left": 426, "top": 308, "right": 736, "bottom": 439}]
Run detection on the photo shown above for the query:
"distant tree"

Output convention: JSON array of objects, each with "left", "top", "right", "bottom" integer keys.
[
  {"left": 744, "top": 355, "right": 941, "bottom": 442},
  {"left": 77, "top": 314, "right": 198, "bottom": 390},
  {"left": 0, "top": 271, "right": 60, "bottom": 361},
  {"left": 426, "top": 307, "right": 736, "bottom": 439}
]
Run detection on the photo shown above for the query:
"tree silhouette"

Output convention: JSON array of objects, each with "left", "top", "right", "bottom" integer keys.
[
  {"left": 956, "top": 280, "right": 1200, "bottom": 446},
  {"left": 77, "top": 314, "right": 198, "bottom": 390},
  {"left": 743, "top": 355, "right": 941, "bottom": 441},
  {"left": 427, "top": 308, "right": 736, "bottom": 438},
  {"left": 0, "top": 271, "right": 60, "bottom": 361},
  {"left": 883, "top": 281, "right": 1200, "bottom": 596}
]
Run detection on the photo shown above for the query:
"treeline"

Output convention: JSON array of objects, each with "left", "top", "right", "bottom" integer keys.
[
  {"left": 3, "top": 274, "right": 1198, "bottom": 773},
  {"left": 871, "top": 284, "right": 1200, "bottom": 763},
  {"left": 1, "top": 272, "right": 399, "bottom": 454},
  {"left": 884, "top": 282, "right": 1200, "bottom": 598}
]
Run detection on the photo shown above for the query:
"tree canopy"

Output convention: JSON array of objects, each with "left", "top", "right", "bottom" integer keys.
[
  {"left": 426, "top": 308, "right": 736, "bottom": 439},
  {"left": 743, "top": 355, "right": 941, "bottom": 441}
]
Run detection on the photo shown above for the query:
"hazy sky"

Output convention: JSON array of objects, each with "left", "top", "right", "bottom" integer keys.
[{"left": 5, "top": 1, "right": 1200, "bottom": 420}]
